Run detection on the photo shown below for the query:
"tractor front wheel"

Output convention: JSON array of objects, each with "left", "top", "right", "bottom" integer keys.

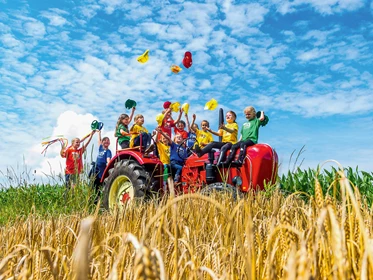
[{"left": 103, "top": 159, "right": 149, "bottom": 210}]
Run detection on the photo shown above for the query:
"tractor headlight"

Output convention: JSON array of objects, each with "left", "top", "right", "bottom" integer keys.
[{"left": 232, "top": 176, "right": 242, "bottom": 187}]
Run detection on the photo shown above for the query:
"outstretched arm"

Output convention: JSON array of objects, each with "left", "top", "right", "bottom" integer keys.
[
  {"left": 156, "top": 127, "right": 172, "bottom": 144},
  {"left": 82, "top": 131, "right": 96, "bottom": 153},
  {"left": 207, "top": 128, "right": 221, "bottom": 137},
  {"left": 129, "top": 107, "right": 136, "bottom": 123},
  {"left": 190, "top": 114, "right": 197, "bottom": 133},
  {"left": 174, "top": 108, "right": 183, "bottom": 124},
  {"left": 259, "top": 111, "right": 265, "bottom": 121},
  {"left": 97, "top": 130, "right": 102, "bottom": 145},
  {"left": 185, "top": 113, "right": 191, "bottom": 132}
]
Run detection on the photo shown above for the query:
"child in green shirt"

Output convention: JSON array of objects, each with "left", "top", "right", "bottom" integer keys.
[{"left": 222, "top": 106, "right": 269, "bottom": 167}]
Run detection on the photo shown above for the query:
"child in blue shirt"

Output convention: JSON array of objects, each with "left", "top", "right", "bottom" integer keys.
[
  {"left": 90, "top": 130, "right": 112, "bottom": 203},
  {"left": 158, "top": 130, "right": 188, "bottom": 183}
]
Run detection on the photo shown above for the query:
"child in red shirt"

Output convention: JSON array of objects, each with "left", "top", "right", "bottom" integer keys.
[
  {"left": 61, "top": 130, "right": 95, "bottom": 189},
  {"left": 174, "top": 120, "right": 188, "bottom": 139},
  {"left": 159, "top": 107, "right": 183, "bottom": 139}
]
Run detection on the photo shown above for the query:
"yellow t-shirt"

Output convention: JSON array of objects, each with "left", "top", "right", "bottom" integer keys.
[
  {"left": 219, "top": 122, "right": 238, "bottom": 144},
  {"left": 156, "top": 141, "right": 170, "bottom": 164},
  {"left": 130, "top": 124, "right": 149, "bottom": 148},
  {"left": 195, "top": 129, "right": 213, "bottom": 147}
]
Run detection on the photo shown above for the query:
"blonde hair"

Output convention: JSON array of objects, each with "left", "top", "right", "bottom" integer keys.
[
  {"left": 244, "top": 106, "right": 256, "bottom": 115},
  {"left": 173, "top": 134, "right": 183, "bottom": 142},
  {"left": 71, "top": 138, "right": 80, "bottom": 146},
  {"left": 130, "top": 114, "right": 144, "bottom": 131}
]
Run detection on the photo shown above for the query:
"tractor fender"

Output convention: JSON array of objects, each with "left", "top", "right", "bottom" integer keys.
[{"left": 100, "top": 150, "right": 162, "bottom": 183}]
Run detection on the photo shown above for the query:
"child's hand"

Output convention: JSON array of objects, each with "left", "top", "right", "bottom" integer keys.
[
  {"left": 132, "top": 107, "right": 136, "bottom": 111},
  {"left": 219, "top": 124, "right": 226, "bottom": 130},
  {"left": 192, "top": 114, "right": 196, "bottom": 120},
  {"left": 259, "top": 111, "right": 265, "bottom": 121}
]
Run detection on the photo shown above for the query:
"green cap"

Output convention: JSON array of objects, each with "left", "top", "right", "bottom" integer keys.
[{"left": 125, "top": 99, "right": 137, "bottom": 109}]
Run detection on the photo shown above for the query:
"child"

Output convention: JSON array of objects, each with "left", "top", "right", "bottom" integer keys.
[
  {"left": 60, "top": 130, "right": 96, "bottom": 189},
  {"left": 195, "top": 110, "right": 238, "bottom": 166},
  {"left": 190, "top": 114, "right": 213, "bottom": 148},
  {"left": 130, "top": 114, "right": 153, "bottom": 152},
  {"left": 185, "top": 113, "right": 197, "bottom": 149},
  {"left": 222, "top": 107, "right": 269, "bottom": 167},
  {"left": 159, "top": 107, "right": 183, "bottom": 139},
  {"left": 158, "top": 130, "right": 188, "bottom": 184},
  {"left": 174, "top": 120, "right": 188, "bottom": 139},
  {"left": 90, "top": 130, "right": 112, "bottom": 203},
  {"left": 115, "top": 107, "right": 136, "bottom": 149},
  {"left": 155, "top": 128, "right": 171, "bottom": 191}
]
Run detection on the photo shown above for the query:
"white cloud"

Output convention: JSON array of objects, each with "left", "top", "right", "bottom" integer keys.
[
  {"left": 40, "top": 11, "right": 69, "bottom": 26},
  {"left": 222, "top": 3, "right": 269, "bottom": 34},
  {"left": 23, "top": 20, "right": 46, "bottom": 37}
]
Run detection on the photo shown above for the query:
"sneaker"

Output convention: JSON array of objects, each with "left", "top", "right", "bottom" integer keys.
[{"left": 195, "top": 145, "right": 203, "bottom": 157}]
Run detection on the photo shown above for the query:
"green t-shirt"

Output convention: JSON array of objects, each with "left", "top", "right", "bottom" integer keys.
[
  {"left": 116, "top": 124, "right": 130, "bottom": 144},
  {"left": 240, "top": 115, "right": 269, "bottom": 144}
]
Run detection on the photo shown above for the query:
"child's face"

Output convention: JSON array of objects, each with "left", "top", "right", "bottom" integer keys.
[
  {"left": 122, "top": 117, "right": 130, "bottom": 125},
  {"left": 201, "top": 121, "right": 209, "bottom": 132},
  {"left": 192, "top": 124, "right": 198, "bottom": 131},
  {"left": 244, "top": 110, "right": 255, "bottom": 120},
  {"left": 165, "top": 111, "right": 172, "bottom": 119},
  {"left": 176, "top": 122, "right": 185, "bottom": 130},
  {"left": 226, "top": 112, "right": 235, "bottom": 123},
  {"left": 161, "top": 135, "right": 169, "bottom": 145},
  {"left": 174, "top": 134, "right": 183, "bottom": 144},
  {"left": 72, "top": 139, "right": 81, "bottom": 149},
  {"left": 136, "top": 116, "right": 144, "bottom": 125},
  {"left": 102, "top": 138, "right": 110, "bottom": 148}
]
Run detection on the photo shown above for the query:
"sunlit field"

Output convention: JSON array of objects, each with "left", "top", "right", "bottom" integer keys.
[{"left": 1, "top": 167, "right": 373, "bottom": 279}]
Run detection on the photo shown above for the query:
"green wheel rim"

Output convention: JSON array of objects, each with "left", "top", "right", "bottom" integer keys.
[{"left": 109, "top": 175, "right": 134, "bottom": 209}]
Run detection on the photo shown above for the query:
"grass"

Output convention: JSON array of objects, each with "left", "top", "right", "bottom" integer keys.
[{"left": 0, "top": 183, "right": 96, "bottom": 226}]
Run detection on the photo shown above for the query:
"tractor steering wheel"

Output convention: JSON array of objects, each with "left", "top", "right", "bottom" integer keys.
[{"left": 178, "top": 137, "right": 198, "bottom": 158}]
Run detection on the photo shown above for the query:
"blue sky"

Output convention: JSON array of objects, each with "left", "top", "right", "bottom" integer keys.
[{"left": 1, "top": 0, "right": 373, "bottom": 185}]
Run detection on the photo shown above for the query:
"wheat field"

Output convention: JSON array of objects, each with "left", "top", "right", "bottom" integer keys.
[{"left": 1, "top": 172, "right": 373, "bottom": 279}]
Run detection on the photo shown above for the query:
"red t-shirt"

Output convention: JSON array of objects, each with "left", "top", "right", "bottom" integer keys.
[
  {"left": 159, "top": 118, "right": 175, "bottom": 138},
  {"left": 65, "top": 146, "right": 84, "bottom": 174},
  {"left": 174, "top": 127, "right": 188, "bottom": 139}
]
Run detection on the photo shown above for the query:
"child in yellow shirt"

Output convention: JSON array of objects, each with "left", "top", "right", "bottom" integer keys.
[
  {"left": 190, "top": 114, "right": 213, "bottom": 148},
  {"left": 195, "top": 110, "right": 238, "bottom": 166}
]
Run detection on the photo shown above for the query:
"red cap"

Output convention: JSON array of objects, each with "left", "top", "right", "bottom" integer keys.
[
  {"left": 163, "top": 101, "right": 171, "bottom": 109},
  {"left": 182, "top": 51, "right": 192, "bottom": 69}
]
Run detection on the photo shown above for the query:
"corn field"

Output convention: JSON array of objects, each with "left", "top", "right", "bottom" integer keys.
[{"left": 1, "top": 170, "right": 373, "bottom": 279}]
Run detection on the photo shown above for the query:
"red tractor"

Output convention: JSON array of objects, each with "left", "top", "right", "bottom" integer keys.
[{"left": 101, "top": 109, "right": 278, "bottom": 210}]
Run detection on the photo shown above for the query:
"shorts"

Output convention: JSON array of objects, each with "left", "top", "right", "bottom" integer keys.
[{"left": 65, "top": 173, "right": 80, "bottom": 188}]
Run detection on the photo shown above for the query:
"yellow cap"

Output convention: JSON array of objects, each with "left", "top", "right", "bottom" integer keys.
[
  {"left": 204, "top": 98, "right": 218, "bottom": 110},
  {"left": 137, "top": 49, "right": 149, "bottom": 63},
  {"left": 182, "top": 103, "right": 189, "bottom": 114}
]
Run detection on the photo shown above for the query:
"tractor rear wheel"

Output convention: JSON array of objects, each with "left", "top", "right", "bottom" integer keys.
[{"left": 103, "top": 159, "right": 149, "bottom": 210}]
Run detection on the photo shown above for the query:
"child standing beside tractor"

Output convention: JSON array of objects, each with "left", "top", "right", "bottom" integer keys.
[
  {"left": 155, "top": 128, "right": 171, "bottom": 191},
  {"left": 60, "top": 130, "right": 96, "bottom": 189},
  {"left": 90, "top": 130, "right": 112, "bottom": 204},
  {"left": 222, "top": 106, "right": 269, "bottom": 167}
]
